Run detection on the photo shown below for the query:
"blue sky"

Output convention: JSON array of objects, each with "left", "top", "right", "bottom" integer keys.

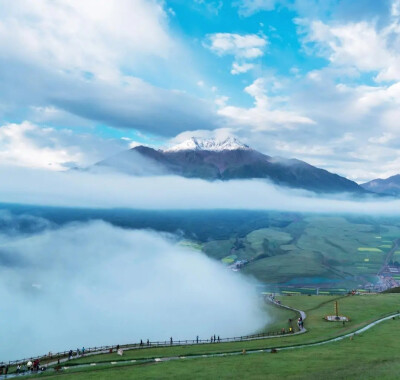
[{"left": 0, "top": 0, "right": 400, "bottom": 182}]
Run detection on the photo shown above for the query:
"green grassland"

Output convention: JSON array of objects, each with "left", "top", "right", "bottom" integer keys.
[
  {"left": 199, "top": 215, "right": 400, "bottom": 289},
  {"left": 23, "top": 294, "right": 400, "bottom": 379},
  {"left": 44, "top": 294, "right": 399, "bottom": 365},
  {"left": 29, "top": 321, "right": 400, "bottom": 380}
]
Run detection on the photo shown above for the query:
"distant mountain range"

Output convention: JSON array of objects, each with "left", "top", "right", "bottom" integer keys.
[
  {"left": 361, "top": 174, "right": 400, "bottom": 196},
  {"left": 95, "top": 137, "right": 368, "bottom": 195}
]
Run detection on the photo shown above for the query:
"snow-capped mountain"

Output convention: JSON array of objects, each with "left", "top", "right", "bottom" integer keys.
[
  {"left": 164, "top": 137, "right": 250, "bottom": 152},
  {"left": 95, "top": 137, "right": 368, "bottom": 194}
]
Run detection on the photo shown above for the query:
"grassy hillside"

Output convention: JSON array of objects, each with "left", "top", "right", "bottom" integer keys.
[
  {"left": 201, "top": 215, "right": 400, "bottom": 291},
  {"left": 22, "top": 294, "right": 400, "bottom": 379},
  {"left": 28, "top": 320, "right": 400, "bottom": 379}
]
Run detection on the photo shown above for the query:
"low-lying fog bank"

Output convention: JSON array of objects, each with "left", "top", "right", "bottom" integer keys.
[
  {"left": 0, "top": 218, "right": 266, "bottom": 361},
  {"left": 0, "top": 166, "right": 399, "bottom": 214}
]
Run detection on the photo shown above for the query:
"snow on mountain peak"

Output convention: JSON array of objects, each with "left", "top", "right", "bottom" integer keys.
[{"left": 163, "top": 137, "right": 250, "bottom": 152}]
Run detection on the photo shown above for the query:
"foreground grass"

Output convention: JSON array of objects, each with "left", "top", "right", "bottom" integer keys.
[
  {"left": 57, "top": 294, "right": 399, "bottom": 366},
  {"left": 27, "top": 313, "right": 400, "bottom": 379}
]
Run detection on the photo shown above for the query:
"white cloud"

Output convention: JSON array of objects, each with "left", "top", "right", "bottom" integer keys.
[
  {"left": 0, "top": 220, "right": 265, "bottom": 360},
  {"left": 0, "top": 0, "right": 220, "bottom": 136},
  {"left": 218, "top": 78, "right": 315, "bottom": 130},
  {"left": 0, "top": 121, "right": 129, "bottom": 170},
  {"left": 392, "top": 0, "right": 400, "bottom": 17},
  {"left": 206, "top": 33, "right": 267, "bottom": 58},
  {"left": 231, "top": 61, "right": 255, "bottom": 74},
  {"left": 2, "top": 166, "right": 400, "bottom": 212},
  {"left": 205, "top": 32, "right": 267, "bottom": 75},
  {"left": 299, "top": 17, "right": 400, "bottom": 81},
  {"left": 215, "top": 95, "right": 230, "bottom": 107},
  {"left": 0, "top": 0, "right": 173, "bottom": 81}
]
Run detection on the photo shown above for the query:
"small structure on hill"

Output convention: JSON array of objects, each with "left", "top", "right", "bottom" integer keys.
[{"left": 324, "top": 301, "right": 350, "bottom": 322}]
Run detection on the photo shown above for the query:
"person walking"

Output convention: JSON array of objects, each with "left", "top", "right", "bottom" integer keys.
[
  {"left": 16, "top": 364, "right": 21, "bottom": 374},
  {"left": 27, "top": 360, "right": 32, "bottom": 371}
]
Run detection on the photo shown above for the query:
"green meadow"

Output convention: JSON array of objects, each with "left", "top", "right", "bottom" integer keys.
[
  {"left": 22, "top": 294, "right": 400, "bottom": 379},
  {"left": 199, "top": 215, "right": 400, "bottom": 290}
]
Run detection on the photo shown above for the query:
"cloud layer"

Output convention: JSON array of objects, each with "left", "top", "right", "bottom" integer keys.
[
  {"left": 1, "top": 219, "right": 266, "bottom": 361},
  {"left": 1, "top": 166, "right": 400, "bottom": 214},
  {"left": 0, "top": 0, "right": 220, "bottom": 136}
]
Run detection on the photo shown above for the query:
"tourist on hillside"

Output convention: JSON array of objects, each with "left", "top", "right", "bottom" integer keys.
[
  {"left": 68, "top": 350, "right": 73, "bottom": 360},
  {"left": 16, "top": 364, "right": 21, "bottom": 374},
  {"left": 82, "top": 347, "right": 85, "bottom": 356},
  {"left": 27, "top": 360, "right": 32, "bottom": 371}
]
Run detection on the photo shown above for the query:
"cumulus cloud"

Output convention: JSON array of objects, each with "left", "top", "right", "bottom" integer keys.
[
  {"left": 0, "top": 0, "right": 172, "bottom": 80},
  {"left": 205, "top": 33, "right": 267, "bottom": 58},
  {"left": 0, "top": 219, "right": 266, "bottom": 360},
  {"left": 218, "top": 78, "right": 315, "bottom": 130},
  {"left": 231, "top": 62, "right": 255, "bottom": 75},
  {"left": 0, "top": 121, "right": 130, "bottom": 170},
  {"left": 299, "top": 18, "right": 400, "bottom": 82},
  {"left": 205, "top": 33, "right": 267, "bottom": 75},
  {"left": 0, "top": 0, "right": 220, "bottom": 136}
]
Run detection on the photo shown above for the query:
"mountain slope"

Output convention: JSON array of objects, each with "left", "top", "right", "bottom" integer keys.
[
  {"left": 96, "top": 137, "right": 367, "bottom": 194},
  {"left": 361, "top": 174, "right": 400, "bottom": 196}
]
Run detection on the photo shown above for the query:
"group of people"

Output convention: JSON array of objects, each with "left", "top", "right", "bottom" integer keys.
[
  {"left": 0, "top": 359, "right": 47, "bottom": 376},
  {"left": 68, "top": 347, "right": 85, "bottom": 360},
  {"left": 26, "top": 358, "right": 42, "bottom": 372}
]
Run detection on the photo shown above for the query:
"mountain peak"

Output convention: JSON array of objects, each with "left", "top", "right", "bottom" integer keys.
[{"left": 163, "top": 136, "right": 250, "bottom": 153}]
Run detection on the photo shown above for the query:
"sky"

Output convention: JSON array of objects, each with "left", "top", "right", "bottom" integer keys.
[{"left": 1, "top": 0, "right": 400, "bottom": 182}]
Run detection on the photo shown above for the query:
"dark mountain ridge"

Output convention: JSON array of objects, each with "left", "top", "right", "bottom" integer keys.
[
  {"left": 362, "top": 174, "right": 400, "bottom": 196},
  {"left": 96, "top": 137, "right": 367, "bottom": 194}
]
